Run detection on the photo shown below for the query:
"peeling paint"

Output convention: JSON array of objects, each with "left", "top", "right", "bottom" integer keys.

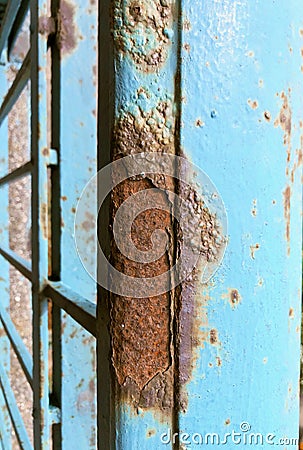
[{"left": 113, "top": 0, "right": 174, "bottom": 71}]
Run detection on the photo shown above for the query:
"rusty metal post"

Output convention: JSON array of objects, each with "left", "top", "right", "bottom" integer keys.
[{"left": 103, "top": 0, "right": 303, "bottom": 448}]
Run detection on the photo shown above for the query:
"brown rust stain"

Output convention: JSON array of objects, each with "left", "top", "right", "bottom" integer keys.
[
  {"left": 250, "top": 243, "right": 260, "bottom": 259},
  {"left": 195, "top": 118, "right": 204, "bottom": 127},
  {"left": 247, "top": 99, "right": 258, "bottom": 110},
  {"left": 209, "top": 328, "right": 219, "bottom": 345},
  {"left": 289, "top": 307, "right": 294, "bottom": 319},
  {"left": 38, "top": 16, "right": 56, "bottom": 36},
  {"left": 111, "top": 178, "right": 173, "bottom": 390},
  {"left": 57, "top": 1, "right": 79, "bottom": 56},
  {"left": 40, "top": 203, "right": 48, "bottom": 240},
  {"left": 283, "top": 185, "right": 291, "bottom": 252},
  {"left": 111, "top": 101, "right": 175, "bottom": 412},
  {"left": 222, "top": 288, "right": 241, "bottom": 309},
  {"left": 264, "top": 111, "right": 271, "bottom": 122},
  {"left": 275, "top": 92, "right": 292, "bottom": 163},
  {"left": 111, "top": 99, "right": 226, "bottom": 415}
]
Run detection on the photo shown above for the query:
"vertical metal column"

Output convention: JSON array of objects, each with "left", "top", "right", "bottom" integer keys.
[
  {"left": 0, "top": 52, "right": 11, "bottom": 450},
  {"left": 104, "top": 0, "right": 302, "bottom": 449},
  {"left": 30, "top": 0, "right": 50, "bottom": 447},
  {"left": 58, "top": 0, "right": 98, "bottom": 448}
]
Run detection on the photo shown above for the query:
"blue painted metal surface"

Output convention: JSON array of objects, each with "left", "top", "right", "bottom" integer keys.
[
  {"left": 0, "top": 1, "right": 301, "bottom": 449},
  {"left": 109, "top": 0, "right": 302, "bottom": 449},
  {"left": 30, "top": 0, "right": 51, "bottom": 446},
  {"left": 177, "top": 0, "right": 302, "bottom": 448},
  {"left": 59, "top": 0, "right": 97, "bottom": 447},
  {"left": 0, "top": 50, "right": 11, "bottom": 450}
]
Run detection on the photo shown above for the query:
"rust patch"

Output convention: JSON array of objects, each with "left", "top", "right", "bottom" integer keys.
[
  {"left": 183, "top": 43, "right": 190, "bottom": 52},
  {"left": 283, "top": 185, "right": 291, "bottom": 252},
  {"left": 195, "top": 119, "right": 204, "bottom": 128},
  {"left": 275, "top": 92, "right": 292, "bottom": 163},
  {"left": 111, "top": 101, "right": 175, "bottom": 409},
  {"left": 289, "top": 307, "right": 294, "bottom": 319},
  {"left": 222, "top": 288, "right": 241, "bottom": 309},
  {"left": 40, "top": 203, "right": 48, "bottom": 239},
  {"left": 225, "top": 418, "right": 231, "bottom": 426},
  {"left": 247, "top": 99, "right": 258, "bottom": 110},
  {"left": 113, "top": 0, "right": 174, "bottom": 71},
  {"left": 209, "top": 328, "right": 219, "bottom": 345},
  {"left": 216, "top": 356, "right": 222, "bottom": 367},
  {"left": 38, "top": 16, "right": 56, "bottom": 36},
  {"left": 183, "top": 19, "right": 191, "bottom": 31},
  {"left": 250, "top": 243, "right": 260, "bottom": 259},
  {"left": 264, "top": 111, "right": 271, "bottom": 122},
  {"left": 57, "top": 1, "right": 78, "bottom": 56},
  {"left": 147, "top": 428, "right": 156, "bottom": 438}
]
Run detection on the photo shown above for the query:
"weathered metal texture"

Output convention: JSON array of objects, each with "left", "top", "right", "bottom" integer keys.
[
  {"left": 0, "top": 52, "right": 11, "bottom": 450},
  {"left": 111, "top": 0, "right": 179, "bottom": 447},
  {"left": 178, "top": 0, "right": 302, "bottom": 447},
  {"left": 59, "top": 0, "right": 97, "bottom": 447},
  {"left": 30, "top": 0, "right": 50, "bottom": 447}
]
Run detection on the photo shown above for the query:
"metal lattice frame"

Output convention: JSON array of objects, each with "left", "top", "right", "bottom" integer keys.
[{"left": 0, "top": 1, "right": 98, "bottom": 448}]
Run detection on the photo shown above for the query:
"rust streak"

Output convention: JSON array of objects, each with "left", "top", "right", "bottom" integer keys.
[{"left": 283, "top": 185, "right": 291, "bottom": 252}]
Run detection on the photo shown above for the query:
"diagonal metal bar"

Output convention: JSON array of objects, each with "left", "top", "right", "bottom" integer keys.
[
  {"left": 0, "top": 0, "right": 23, "bottom": 57},
  {"left": 8, "top": 0, "right": 30, "bottom": 58},
  {"left": 0, "top": 50, "right": 30, "bottom": 126},
  {"left": 0, "top": 245, "right": 32, "bottom": 281},
  {"left": 0, "top": 363, "right": 33, "bottom": 450},
  {"left": 0, "top": 301, "right": 33, "bottom": 389},
  {"left": 44, "top": 282, "right": 97, "bottom": 337},
  {"left": 0, "top": 160, "right": 32, "bottom": 186}
]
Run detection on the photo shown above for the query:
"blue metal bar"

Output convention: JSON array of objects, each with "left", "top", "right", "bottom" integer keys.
[
  {"left": 30, "top": 0, "right": 50, "bottom": 447},
  {"left": 0, "top": 160, "right": 32, "bottom": 186},
  {"left": 0, "top": 301, "right": 33, "bottom": 388},
  {"left": 0, "top": 246, "right": 32, "bottom": 280},
  {"left": 44, "top": 282, "right": 97, "bottom": 337},
  {"left": 0, "top": 363, "right": 33, "bottom": 450},
  {"left": 59, "top": 0, "right": 98, "bottom": 447},
  {"left": 0, "top": 0, "right": 23, "bottom": 57},
  {"left": 0, "top": 48, "right": 11, "bottom": 449},
  {"left": 0, "top": 50, "right": 30, "bottom": 126}
]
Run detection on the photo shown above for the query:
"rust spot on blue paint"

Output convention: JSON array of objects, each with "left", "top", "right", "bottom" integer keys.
[
  {"left": 58, "top": 1, "right": 79, "bottom": 56},
  {"left": 283, "top": 185, "right": 291, "bottom": 252}
]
